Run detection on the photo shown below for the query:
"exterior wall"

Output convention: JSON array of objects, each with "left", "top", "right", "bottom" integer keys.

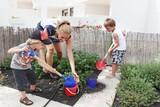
[
  {"left": 110, "top": 0, "right": 160, "bottom": 33},
  {"left": 145, "top": 0, "right": 160, "bottom": 33},
  {"left": 0, "top": 0, "right": 11, "bottom": 26},
  {"left": 0, "top": 0, "right": 109, "bottom": 27},
  {"left": 47, "top": 8, "right": 62, "bottom": 18},
  {"left": 73, "top": 4, "right": 86, "bottom": 17},
  {"left": 85, "top": 4, "right": 109, "bottom": 16}
]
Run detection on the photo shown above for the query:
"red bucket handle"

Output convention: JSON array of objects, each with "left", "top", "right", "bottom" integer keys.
[{"left": 65, "top": 85, "right": 79, "bottom": 95}]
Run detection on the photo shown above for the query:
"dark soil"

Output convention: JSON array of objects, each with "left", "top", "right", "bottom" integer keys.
[{"left": 0, "top": 70, "right": 105, "bottom": 106}]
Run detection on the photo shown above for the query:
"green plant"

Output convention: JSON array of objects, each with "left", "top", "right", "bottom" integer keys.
[
  {"left": 31, "top": 61, "right": 43, "bottom": 79},
  {"left": 57, "top": 50, "right": 99, "bottom": 89},
  {"left": 117, "top": 78, "right": 160, "bottom": 107},
  {"left": 120, "top": 63, "right": 160, "bottom": 89},
  {"left": 138, "top": 63, "right": 160, "bottom": 90},
  {"left": 32, "top": 51, "right": 99, "bottom": 88},
  {"left": 0, "top": 57, "right": 12, "bottom": 70},
  {"left": 120, "top": 64, "right": 140, "bottom": 80}
]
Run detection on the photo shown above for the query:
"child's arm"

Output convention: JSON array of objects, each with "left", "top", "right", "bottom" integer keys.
[
  {"left": 8, "top": 46, "right": 27, "bottom": 54},
  {"left": 109, "top": 33, "right": 119, "bottom": 52},
  {"left": 34, "top": 56, "right": 62, "bottom": 77}
]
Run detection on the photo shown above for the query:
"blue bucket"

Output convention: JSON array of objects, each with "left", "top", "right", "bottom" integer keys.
[
  {"left": 86, "top": 78, "right": 97, "bottom": 89},
  {"left": 64, "top": 75, "right": 76, "bottom": 88}
]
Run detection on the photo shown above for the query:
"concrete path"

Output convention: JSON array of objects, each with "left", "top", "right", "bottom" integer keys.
[
  {"left": 0, "top": 67, "right": 120, "bottom": 107},
  {"left": 74, "top": 67, "right": 120, "bottom": 107},
  {"left": 0, "top": 86, "right": 70, "bottom": 107}
]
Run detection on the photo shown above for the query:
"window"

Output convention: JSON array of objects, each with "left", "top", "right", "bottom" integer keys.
[
  {"left": 70, "top": 7, "right": 74, "bottom": 16},
  {"left": 62, "top": 9, "right": 68, "bottom": 16}
]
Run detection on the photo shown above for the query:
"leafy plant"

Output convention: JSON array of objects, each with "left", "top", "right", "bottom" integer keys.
[
  {"left": 31, "top": 61, "right": 43, "bottom": 79},
  {"left": 120, "top": 63, "right": 160, "bottom": 89},
  {"left": 138, "top": 63, "right": 160, "bottom": 90},
  {"left": 0, "top": 57, "right": 12, "bottom": 70},
  {"left": 57, "top": 50, "right": 99, "bottom": 89},
  {"left": 117, "top": 78, "right": 160, "bottom": 107},
  {"left": 120, "top": 64, "right": 140, "bottom": 80},
  {"left": 32, "top": 50, "right": 99, "bottom": 87}
]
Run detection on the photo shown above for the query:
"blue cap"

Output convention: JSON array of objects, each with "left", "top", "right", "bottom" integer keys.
[{"left": 45, "top": 25, "right": 56, "bottom": 36}]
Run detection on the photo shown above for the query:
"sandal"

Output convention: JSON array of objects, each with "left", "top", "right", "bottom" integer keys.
[
  {"left": 20, "top": 97, "right": 33, "bottom": 105},
  {"left": 26, "top": 87, "right": 43, "bottom": 93}
]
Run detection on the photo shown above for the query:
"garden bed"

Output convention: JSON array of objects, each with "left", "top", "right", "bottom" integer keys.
[
  {"left": 0, "top": 69, "right": 105, "bottom": 106},
  {"left": 113, "top": 64, "right": 160, "bottom": 107},
  {"left": 0, "top": 51, "right": 106, "bottom": 106}
]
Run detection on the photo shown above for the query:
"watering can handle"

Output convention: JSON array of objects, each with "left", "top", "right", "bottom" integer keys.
[{"left": 103, "top": 43, "right": 114, "bottom": 60}]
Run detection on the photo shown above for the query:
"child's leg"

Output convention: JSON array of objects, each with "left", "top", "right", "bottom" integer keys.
[
  {"left": 111, "top": 50, "right": 126, "bottom": 76},
  {"left": 112, "top": 63, "right": 118, "bottom": 76},
  {"left": 26, "top": 69, "right": 36, "bottom": 90},
  {"left": 12, "top": 69, "right": 33, "bottom": 105},
  {"left": 20, "top": 91, "right": 27, "bottom": 99},
  {"left": 27, "top": 69, "right": 42, "bottom": 92},
  {"left": 106, "top": 50, "right": 119, "bottom": 77},
  {"left": 12, "top": 69, "right": 28, "bottom": 97}
]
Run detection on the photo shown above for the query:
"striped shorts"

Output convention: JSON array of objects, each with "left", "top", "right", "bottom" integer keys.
[{"left": 112, "top": 50, "right": 126, "bottom": 65}]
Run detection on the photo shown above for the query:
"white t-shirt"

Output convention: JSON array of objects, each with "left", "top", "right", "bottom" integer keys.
[{"left": 113, "top": 29, "right": 126, "bottom": 50}]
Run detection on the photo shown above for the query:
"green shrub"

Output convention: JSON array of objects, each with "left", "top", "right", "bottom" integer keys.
[
  {"left": 31, "top": 61, "right": 43, "bottom": 79},
  {"left": 0, "top": 57, "right": 11, "bottom": 70},
  {"left": 57, "top": 50, "right": 99, "bottom": 89},
  {"left": 138, "top": 63, "right": 160, "bottom": 90},
  {"left": 120, "top": 63, "right": 160, "bottom": 89},
  {"left": 120, "top": 64, "right": 140, "bottom": 80},
  {"left": 32, "top": 50, "right": 99, "bottom": 88},
  {"left": 117, "top": 78, "right": 160, "bottom": 107}
]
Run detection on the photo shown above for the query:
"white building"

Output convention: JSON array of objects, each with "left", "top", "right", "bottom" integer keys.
[
  {"left": 110, "top": 0, "right": 160, "bottom": 33},
  {"left": 0, "top": 0, "right": 109, "bottom": 27},
  {"left": 0, "top": 0, "right": 160, "bottom": 33}
]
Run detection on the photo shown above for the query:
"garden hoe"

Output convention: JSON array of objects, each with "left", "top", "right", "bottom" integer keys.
[{"left": 96, "top": 43, "right": 114, "bottom": 70}]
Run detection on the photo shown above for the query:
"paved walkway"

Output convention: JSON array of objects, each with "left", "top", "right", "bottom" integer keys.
[{"left": 0, "top": 67, "right": 120, "bottom": 107}]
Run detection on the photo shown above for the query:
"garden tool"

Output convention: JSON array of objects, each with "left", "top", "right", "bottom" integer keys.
[
  {"left": 38, "top": 54, "right": 78, "bottom": 86},
  {"left": 96, "top": 43, "right": 114, "bottom": 70},
  {"left": 21, "top": 48, "right": 77, "bottom": 84}
]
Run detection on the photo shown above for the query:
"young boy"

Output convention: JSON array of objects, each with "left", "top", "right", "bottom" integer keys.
[
  {"left": 104, "top": 18, "right": 126, "bottom": 77},
  {"left": 8, "top": 30, "right": 62, "bottom": 105}
]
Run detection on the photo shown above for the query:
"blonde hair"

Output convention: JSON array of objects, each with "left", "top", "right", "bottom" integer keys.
[
  {"left": 26, "top": 39, "right": 42, "bottom": 45},
  {"left": 57, "top": 20, "right": 72, "bottom": 36},
  {"left": 104, "top": 18, "right": 116, "bottom": 28}
]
